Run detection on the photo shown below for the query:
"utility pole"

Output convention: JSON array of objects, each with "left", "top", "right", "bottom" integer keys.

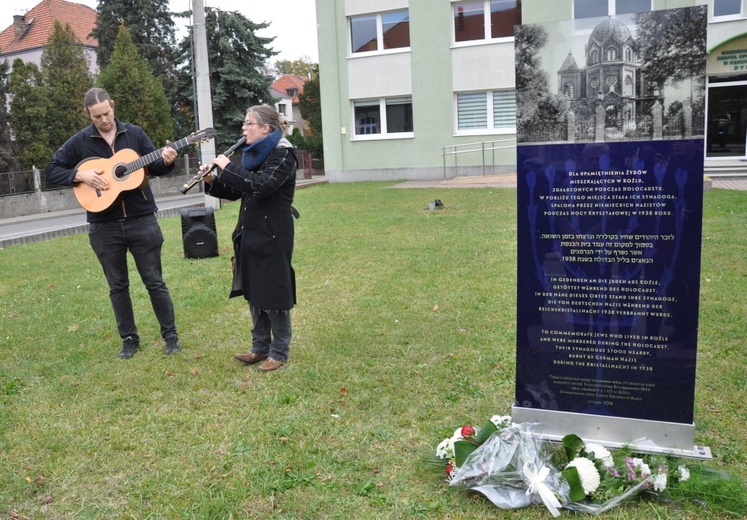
[{"left": 192, "top": 0, "right": 219, "bottom": 210}]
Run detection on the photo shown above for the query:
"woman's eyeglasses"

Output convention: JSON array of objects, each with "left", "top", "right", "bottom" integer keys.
[{"left": 242, "top": 121, "right": 262, "bottom": 128}]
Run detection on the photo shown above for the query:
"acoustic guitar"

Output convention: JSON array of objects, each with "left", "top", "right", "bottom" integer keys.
[{"left": 73, "top": 128, "right": 216, "bottom": 213}]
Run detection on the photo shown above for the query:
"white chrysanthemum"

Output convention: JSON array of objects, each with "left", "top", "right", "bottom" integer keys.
[
  {"left": 437, "top": 427, "right": 467, "bottom": 459},
  {"left": 653, "top": 472, "right": 667, "bottom": 492},
  {"left": 631, "top": 458, "right": 651, "bottom": 478},
  {"left": 567, "top": 457, "right": 601, "bottom": 495},
  {"left": 436, "top": 437, "right": 455, "bottom": 460},
  {"left": 585, "top": 443, "right": 614, "bottom": 468},
  {"left": 677, "top": 465, "right": 690, "bottom": 482},
  {"left": 490, "top": 415, "right": 513, "bottom": 429}
]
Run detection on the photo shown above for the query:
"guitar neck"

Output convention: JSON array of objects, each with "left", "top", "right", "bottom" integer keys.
[{"left": 129, "top": 136, "right": 192, "bottom": 171}]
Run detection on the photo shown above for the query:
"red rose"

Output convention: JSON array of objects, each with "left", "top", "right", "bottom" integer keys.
[{"left": 461, "top": 425, "right": 476, "bottom": 437}]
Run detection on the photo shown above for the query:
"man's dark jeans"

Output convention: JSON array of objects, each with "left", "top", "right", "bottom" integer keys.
[{"left": 89, "top": 214, "right": 177, "bottom": 342}]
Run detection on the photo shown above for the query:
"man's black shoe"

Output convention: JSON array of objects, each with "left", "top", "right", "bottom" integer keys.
[
  {"left": 118, "top": 336, "right": 140, "bottom": 360},
  {"left": 165, "top": 338, "right": 182, "bottom": 356}
]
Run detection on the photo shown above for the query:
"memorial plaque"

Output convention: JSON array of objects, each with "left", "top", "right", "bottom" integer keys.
[
  {"left": 512, "top": 7, "right": 708, "bottom": 442},
  {"left": 515, "top": 139, "right": 703, "bottom": 424}
]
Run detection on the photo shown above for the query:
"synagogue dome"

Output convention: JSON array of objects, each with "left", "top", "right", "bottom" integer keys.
[{"left": 589, "top": 17, "right": 632, "bottom": 44}]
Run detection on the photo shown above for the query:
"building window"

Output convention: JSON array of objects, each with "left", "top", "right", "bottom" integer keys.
[
  {"left": 457, "top": 92, "right": 488, "bottom": 129},
  {"left": 490, "top": 0, "right": 521, "bottom": 38},
  {"left": 353, "top": 97, "right": 413, "bottom": 137},
  {"left": 453, "top": 0, "right": 521, "bottom": 42},
  {"left": 615, "top": 0, "right": 651, "bottom": 15},
  {"left": 350, "top": 10, "right": 410, "bottom": 54},
  {"left": 573, "top": 0, "right": 651, "bottom": 18},
  {"left": 456, "top": 90, "right": 516, "bottom": 132},
  {"left": 382, "top": 11, "right": 410, "bottom": 49},
  {"left": 493, "top": 90, "right": 516, "bottom": 129},
  {"left": 350, "top": 15, "right": 377, "bottom": 53},
  {"left": 606, "top": 48, "right": 617, "bottom": 61},
  {"left": 358, "top": 115, "right": 379, "bottom": 134},
  {"left": 454, "top": 2, "right": 484, "bottom": 42},
  {"left": 385, "top": 97, "right": 414, "bottom": 133},
  {"left": 714, "top": 0, "right": 742, "bottom": 17}
]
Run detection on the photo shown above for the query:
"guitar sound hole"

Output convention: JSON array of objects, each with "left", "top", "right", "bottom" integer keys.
[{"left": 114, "top": 164, "right": 128, "bottom": 179}]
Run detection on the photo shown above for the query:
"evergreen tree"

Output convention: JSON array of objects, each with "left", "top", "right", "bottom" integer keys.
[
  {"left": 297, "top": 64, "right": 323, "bottom": 159},
  {"left": 92, "top": 0, "right": 180, "bottom": 131},
  {"left": 91, "top": 0, "right": 177, "bottom": 82},
  {"left": 176, "top": 7, "right": 276, "bottom": 150},
  {"left": 98, "top": 24, "right": 174, "bottom": 146},
  {"left": 634, "top": 7, "right": 707, "bottom": 89},
  {"left": 0, "top": 57, "right": 13, "bottom": 172},
  {"left": 514, "top": 24, "right": 561, "bottom": 136},
  {"left": 8, "top": 60, "right": 54, "bottom": 169},
  {"left": 40, "top": 20, "right": 93, "bottom": 152},
  {"left": 634, "top": 7, "right": 707, "bottom": 126}
]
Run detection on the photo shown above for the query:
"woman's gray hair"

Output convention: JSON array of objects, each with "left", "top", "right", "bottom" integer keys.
[{"left": 246, "top": 105, "right": 281, "bottom": 131}]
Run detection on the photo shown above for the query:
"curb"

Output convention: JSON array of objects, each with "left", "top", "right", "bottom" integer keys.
[
  {"left": 0, "top": 178, "right": 328, "bottom": 249},
  {"left": 0, "top": 204, "right": 203, "bottom": 249}
]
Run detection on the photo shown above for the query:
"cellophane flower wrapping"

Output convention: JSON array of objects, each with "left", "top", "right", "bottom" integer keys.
[
  {"left": 439, "top": 418, "right": 746, "bottom": 516},
  {"left": 449, "top": 422, "right": 571, "bottom": 512},
  {"left": 560, "top": 478, "right": 651, "bottom": 514}
]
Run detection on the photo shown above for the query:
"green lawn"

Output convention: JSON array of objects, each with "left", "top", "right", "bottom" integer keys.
[{"left": 0, "top": 183, "right": 745, "bottom": 519}]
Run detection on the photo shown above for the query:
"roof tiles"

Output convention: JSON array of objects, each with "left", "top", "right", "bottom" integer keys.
[
  {"left": 271, "top": 74, "right": 309, "bottom": 103},
  {"left": 0, "top": 0, "right": 98, "bottom": 55}
]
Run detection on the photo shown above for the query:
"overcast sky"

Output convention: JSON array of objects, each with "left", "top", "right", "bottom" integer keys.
[{"left": 0, "top": 0, "right": 319, "bottom": 63}]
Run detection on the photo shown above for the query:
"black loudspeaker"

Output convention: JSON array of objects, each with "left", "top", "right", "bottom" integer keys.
[{"left": 181, "top": 206, "right": 219, "bottom": 258}]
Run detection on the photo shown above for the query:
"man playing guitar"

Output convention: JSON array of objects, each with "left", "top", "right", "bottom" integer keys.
[{"left": 44, "top": 88, "right": 182, "bottom": 360}]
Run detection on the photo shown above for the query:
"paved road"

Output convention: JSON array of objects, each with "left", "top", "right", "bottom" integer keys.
[
  {"left": 0, "top": 193, "right": 207, "bottom": 248},
  {"left": 0, "top": 177, "right": 328, "bottom": 249}
]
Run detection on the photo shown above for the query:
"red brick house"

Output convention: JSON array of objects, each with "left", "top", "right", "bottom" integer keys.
[
  {"left": 0, "top": 0, "right": 98, "bottom": 74},
  {"left": 271, "top": 74, "right": 309, "bottom": 136}
]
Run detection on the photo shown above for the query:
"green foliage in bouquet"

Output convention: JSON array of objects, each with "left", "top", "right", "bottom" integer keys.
[
  {"left": 552, "top": 433, "right": 600, "bottom": 502},
  {"left": 453, "top": 418, "right": 499, "bottom": 467},
  {"left": 554, "top": 433, "right": 747, "bottom": 515},
  {"left": 556, "top": 434, "right": 587, "bottom": 501},
  {"left": 437, "top": 415, "right": 747, "bottom": 517}
]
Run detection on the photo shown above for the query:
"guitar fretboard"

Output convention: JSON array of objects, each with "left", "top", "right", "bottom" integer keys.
[{"left": 126, "top": 136, "right": 192, "bottom": 174}]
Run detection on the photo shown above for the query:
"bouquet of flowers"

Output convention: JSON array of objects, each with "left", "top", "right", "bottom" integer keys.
[
  {"left": 437, "top": 416, "right": 568, "bottom": 516},
  {"left": 552, "top": 433, "right": 690, "bottom": 514},
  {"left": 435, "top": 414, "right": 746, "bottom": 517}
]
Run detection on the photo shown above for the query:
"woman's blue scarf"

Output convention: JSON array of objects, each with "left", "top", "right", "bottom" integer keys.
[{"left": 241, "top": 129, "right": 282, "bottom": 171}]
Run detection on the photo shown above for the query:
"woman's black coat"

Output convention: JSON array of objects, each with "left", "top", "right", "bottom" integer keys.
[{"left": 206, "top": 141, "right": 298, "bottom": 310}]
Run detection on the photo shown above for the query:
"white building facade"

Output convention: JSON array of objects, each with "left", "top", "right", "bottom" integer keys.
[{"left": 315, "top": 0, "right": 747, "bottom": 182}]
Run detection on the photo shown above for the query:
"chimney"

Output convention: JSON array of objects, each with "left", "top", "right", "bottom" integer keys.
[{"left": 13, "top": 15, "right": 28, "bottom": 39}]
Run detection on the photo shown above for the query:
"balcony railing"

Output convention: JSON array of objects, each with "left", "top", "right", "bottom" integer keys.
[{"left": 441, "top": 138, "right": 516, "bottom": 179}]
